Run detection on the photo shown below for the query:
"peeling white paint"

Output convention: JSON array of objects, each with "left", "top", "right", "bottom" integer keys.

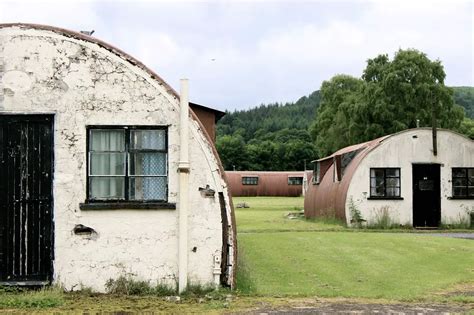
[{"left": 0, "top": 26, "right": 234, "bottom": 292}]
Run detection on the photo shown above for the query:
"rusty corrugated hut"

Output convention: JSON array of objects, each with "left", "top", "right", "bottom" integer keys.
[
  {"left": 304, "top": 129, "right": 474, "bottom": 227},
  {"left": 226, "top": 171, "right": 305, "bottom": 197}
]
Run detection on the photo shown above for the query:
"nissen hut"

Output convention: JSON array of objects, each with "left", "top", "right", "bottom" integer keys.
[
  {"left": 0, "top": 23, "right": 236, "bottom": 292},
  {"left": 305, "top": 129, "right": 473, "bottom": 227}
]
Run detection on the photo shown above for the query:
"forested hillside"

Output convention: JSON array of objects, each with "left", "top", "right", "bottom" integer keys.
[
  {"left": 216, "top": 90, "right": 320, "bottom": 171},
  {"left": 217, "top": 80, "right": 473, "bottom": 171},
  {"left": 216, "top": 90, "right": 320, "bottom": 142}
]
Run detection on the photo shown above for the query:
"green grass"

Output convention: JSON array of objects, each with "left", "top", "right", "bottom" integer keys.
[
  {"left": 0, "top": 286, "right": 64, "bottom": 309},
  {"left": 238, "top": 232, "right": 474, "bottom": 299},
  {"left": 234, "top": 196, "right": 345, "bottom": 233},
  {"left": 235, "top": 196, "right": 474, "bottom": 300}
]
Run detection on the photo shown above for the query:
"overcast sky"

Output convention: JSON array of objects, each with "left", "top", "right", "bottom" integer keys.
[{"left": 1, "top": 0, "right": 473, "bottom": 111}]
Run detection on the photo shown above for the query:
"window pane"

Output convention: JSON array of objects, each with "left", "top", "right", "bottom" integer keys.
[
  {"left": 468, "top": 169, "right": 474, "bottom": 185},
  {"left": 90, "top": 130, "right": 125, "bottom": 151},
  {"left": 129, "top": 153, "right": 166, "bottom": 175},
  {"left": 469, "top": 186, "right": 474, "bottom": 197},
  {"left": 386, "top": 177, "right": 400, "bottom": 188},
  {"left": 386, "top": 169, "right": 399, "bottom": 177},
  {"left": 242, "top": 177, "right": 258, "bottom": 185},
  {"left": 453, "top": 178, "right": 467, "bottom": 187},
  {"left": 130, "top": 177, "right": 167, "bottom": 200},
  {"left": 453, "top": 168, "right": 466, "bottom": 177},
  {"left": 371, "top": 187, "right": 385, "bottom": 197},
  {"left": 453, "top": 187, "right": 467, "bottom": 197},
  {"left": 386, "top": 187, "right": 400, "bottom": 197},
  {"left": 90, "top": 153, "right": 125, "bottom": 175},
  {"left": 131, "top": 130, "right": 166, "bottom": 150},
  {"left": 288, "top": 177, "right": 303, "bottom": 185},
  {"left": 371, "top": 169, "right": 384, "bottom": 178},
  {"left": 90, "top": 177, "right": 124, "bottom": 199}
]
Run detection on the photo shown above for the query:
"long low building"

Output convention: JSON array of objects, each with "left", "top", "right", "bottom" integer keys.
[{"left": 226, "top": 171, "right": 307, "bottom": 197}]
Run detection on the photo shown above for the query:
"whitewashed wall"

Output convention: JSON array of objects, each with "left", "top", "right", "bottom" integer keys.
[
  {"left": 346, "top": 129, "right": 474, "bottom": 226},
  {"left": 0, "top": 26, "right": 233, "bottom": 291}
]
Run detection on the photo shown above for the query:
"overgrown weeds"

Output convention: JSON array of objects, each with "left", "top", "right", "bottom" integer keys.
[
  {"left": 105, "top": 275, "right": 176, "bottom": 296},
  {"left": 348, "top": 197, "right": 365, "bottom": 227},
  {"left": 369, "top": 206, "right": 395, "bottom": 229},
  {"left": 440, "top": 213, "right": 472, "bottom": 230}
]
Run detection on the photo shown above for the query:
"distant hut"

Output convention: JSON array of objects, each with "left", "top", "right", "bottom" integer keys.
[
  {"left": 304, "top": 129, "right": 474, "bottom": 227},
  {"left": 226, "top": 171, "right": 305, "bottom": 197}
]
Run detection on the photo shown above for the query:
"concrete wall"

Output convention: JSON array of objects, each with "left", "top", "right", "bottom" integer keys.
[
  {"left": 0, "top": 25, "right": 234, "bottom": 291},
  {"left": 346, "top": 129, "right": 474, "bottom": 226}
]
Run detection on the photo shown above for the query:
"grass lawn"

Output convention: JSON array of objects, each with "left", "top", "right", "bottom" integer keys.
[
  {"left": 235, "top": 196, "right": 474, "bottom": 301},
  {"left": 234, "top": 196, "right": 344, "bottom": 233},
  {"left": 1, "top": 196, "right": 472, "bottom": 313}
]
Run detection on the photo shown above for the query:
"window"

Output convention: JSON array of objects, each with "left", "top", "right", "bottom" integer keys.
[
  {"left": 341, "top": 148, "right": 363, "bottom": 176},
  {"left": 312, "top": 162, "right": 320, "bottom": 184},
  {"left": 288, "top": 177, "right": 303, "bottom": 185},
  {"left": 87, "top": 127, "right": 167, "bottom": 202},
  {"left": 242, "top": 176, "right": 258, "bottom": 185},
  {"left": 370, "top": 168, "right": 401, "bottom": 198},
  {"left": 452, "top": 168, "right": 474, "bottom": 198}
]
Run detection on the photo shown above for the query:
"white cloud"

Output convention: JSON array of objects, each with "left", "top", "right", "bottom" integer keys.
[{"left": 0, "top": 0, "right": 472, "bottom": 109}]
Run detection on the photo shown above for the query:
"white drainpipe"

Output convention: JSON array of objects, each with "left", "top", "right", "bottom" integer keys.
[{"left": 178, "top": 79, "right": 190, "bottom": 293}]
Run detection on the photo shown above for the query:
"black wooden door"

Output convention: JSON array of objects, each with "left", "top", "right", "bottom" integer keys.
[
  {"left": 412, "top": 164, "right": 441, "bottom": 227},
  {"left": 0, "top": 115, "right": 54, "bottom": 283}
]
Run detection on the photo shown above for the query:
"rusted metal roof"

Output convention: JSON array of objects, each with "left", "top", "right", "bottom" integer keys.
[
  {"left": 312, "top": 136, "right": 388, "bottom": 163},
  {"left": 304, "top": 128, "right": 472, "bottom": 221}
]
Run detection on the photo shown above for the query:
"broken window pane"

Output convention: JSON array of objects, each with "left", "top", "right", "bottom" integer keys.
[
  {"left": 453, "top": 168, "right": 466, "bottom": 177},
  {"left": 370, "top": 168, "right": 401, "bottom": 198},
  {"left": 452, "top": 168, "right": 474, "bottom": 198}
]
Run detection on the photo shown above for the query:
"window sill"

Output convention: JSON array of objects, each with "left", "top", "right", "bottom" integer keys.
[
  {"left": 447, "top": 196, "right": 474, "bottom": 200},
  {"left": 79, "top": 202, "right": 176, "bottom": 210},
  {"left": 367, "top": 196, "right": 404, "bottom": 200}
]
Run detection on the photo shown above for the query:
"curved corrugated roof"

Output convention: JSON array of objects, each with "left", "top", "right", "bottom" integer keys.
[{"left": 305, "top": 128, "right": 472, "bottom": 221}]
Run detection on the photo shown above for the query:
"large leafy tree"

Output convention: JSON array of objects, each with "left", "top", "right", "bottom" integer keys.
[
  {"left": 310, "top": 74, "right": 364, "bottom": 157},
  {"left": 311, "top": 49, "right": 465, "bottom": 157}
]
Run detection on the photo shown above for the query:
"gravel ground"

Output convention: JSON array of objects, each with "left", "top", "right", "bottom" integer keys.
[
  {"left": 244, "top": 302, "right": 472, "bottom": 314},
  {"left": 422, "top": 233, "right": 474, "bottom": 240}
]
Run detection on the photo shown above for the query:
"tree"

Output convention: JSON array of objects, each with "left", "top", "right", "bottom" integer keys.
[
  {"left": 311, "top": 49, "right": 465, "bottom": 157},
  {"left": 215, "top": 134, "right": 248, "bottom": 171},
  {"left": 310, "top": 74, "right": 364, "bottom": 157}
]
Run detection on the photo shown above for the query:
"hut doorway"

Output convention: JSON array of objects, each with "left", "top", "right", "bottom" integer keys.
[
  {"left": 0, "top": 115, "right": 54, "bottom": 284},
  {"left": 412, "top": 164, "right": 441, "bottom": 227}
]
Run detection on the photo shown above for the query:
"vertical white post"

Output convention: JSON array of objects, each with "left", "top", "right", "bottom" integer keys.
[{"left": 178, "top": 79, "right": 190, "bottom": 293}]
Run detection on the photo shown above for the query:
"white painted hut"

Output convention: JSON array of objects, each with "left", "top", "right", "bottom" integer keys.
[
  {"left": 305, "top": 129, "right": 474, "bottom": 227},
  {"left": 0, "top": 23, "right": 236, "bottom": 292}
]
